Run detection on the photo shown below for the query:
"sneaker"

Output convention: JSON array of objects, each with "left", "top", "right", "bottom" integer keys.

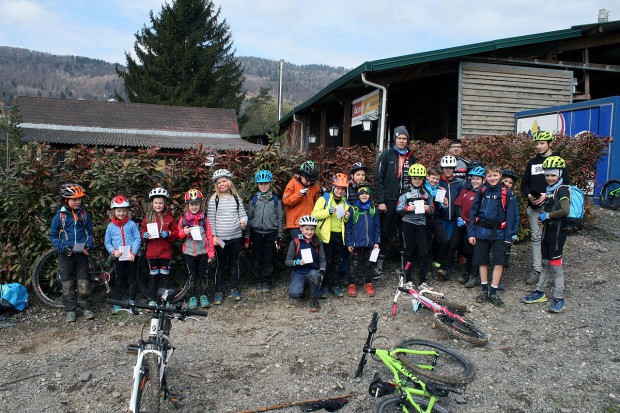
[
  {"left": 200, "top": 295, "right": 210, "bottom": 308},
  {"left": 148, "top": 300, "right": 157, "bottom": 307},
  {"left": 65, "top": 311, "right": 77, "bottom": 323},
  {"left": 476, "top": 291, "right": 488, "bottom": 303},
  {"left": 331, "top": 285, "right": 344, "bottom": 298},
  {"left": 188, "top": 296, "right": 198, "bottom": 309},
  {"left": 458, "top": 272, "right": 470, "bottom": 284},
  {"left": 310, "top": 298, "right": 321, "bottom": 312},
  {"left": 436, "top": 268, "right": 447, "bottom": 280},
  {"left": 526, "top": 271, "right": 540, "bottom": 285},
  {"left": 112, "top": 305, "right": 122, "bottom": 314},
  {"left": 83, "top": 309, "right": 95, "bottom": 320},
  {"left": 372, "top": 267, "right": 385, "bottom": 280},
  {"left": 347, "top": 284, "right": 357, "bottom": 297},
  {"left": 465, "top": 274, "right": 479, "bottom": 288},
  {"left": 365, "top": 283, "right": 376, "bottom": 297},
  {"left": 319, "top": 287, "right": 328, "bottom": 299},
  {"left": 548, "top": 298, "right": 565, "bottom": 313},
  {"left": 231, "top": 289, "right": 241, "bottom": 301},
  {"left": 488, "top": 294, "right": 506, "bottom": 308},
  {"left": 418, "top": 282, "right": 432, "bottom": 291},
  {"left": 521, "top": 290, "right": 547, "bottom": 304},
  {"left": 214, "top": 292, "right": 223, "bottom": 305},
  {"left": 262, "top": 284, "right": 272, "bottom": 293}
]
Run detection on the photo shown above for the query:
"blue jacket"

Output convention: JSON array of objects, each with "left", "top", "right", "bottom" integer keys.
[
  {"left": 467, "top": 182, "right": 519, "bottom": 242},
  {"left": 345, "top": 206, "right": 381, "bottom": 248},
  {"left": 104, "top": 219, "right": 142, "bottom": 256},
  {"left": 438, "top": 175, "right": 463, "bottom": 221},
  {"left": 49, "top": 206, "right": 95, "bottom": 253}
]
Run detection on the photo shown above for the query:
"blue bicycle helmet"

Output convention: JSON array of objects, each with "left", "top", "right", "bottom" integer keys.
[
  {"left": 468, "top": 166, "right": 486, "bottom": 177},
  {"left": 255, "top": 170, "right": 273, "bottom": 183}
]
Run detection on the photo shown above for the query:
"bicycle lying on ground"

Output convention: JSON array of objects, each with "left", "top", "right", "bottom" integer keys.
[
  {"left": 392, "top": 263, "right": 488, "bottom": 346},
  {"left": 108, "top": 289, "right": 207, "bottom": 413},
  {"left": 355, "top": 312, "right": 475, "bottom": 412},
  {"left": 600, "top": 179, "right": 620, "bottom": 210}
]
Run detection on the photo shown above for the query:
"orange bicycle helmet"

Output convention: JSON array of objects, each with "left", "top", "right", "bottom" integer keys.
[
  {"left": 60, "top": 183, "right": 86, "bottom": 199},
  {"left": 331, "top": 173, "right": 349, "bottom": 188}
]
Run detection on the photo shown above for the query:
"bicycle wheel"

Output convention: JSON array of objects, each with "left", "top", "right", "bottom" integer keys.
[
  {"left": 136, "top": 244, "right": 190, "bottom": 303},
  {"left": 600, "top": 180, "right": 620, "bottom": 210},
  {"left": 430, "top": 296, "right": 468, "bottom": 314},
  {"left": 32, "top": 248, "right": 64, "bottom": 308},
  {"left": 433, "top": 313, "right": 489, "bottom": 347},
  {"left": 376, "top": 395, "right": 450, "bottom": 413},
  {"left": 395, "top": 339, "right": 475, "bottom": 385},
  {"left": 135, "top": 352, "right": 162, "bottom": 413}
]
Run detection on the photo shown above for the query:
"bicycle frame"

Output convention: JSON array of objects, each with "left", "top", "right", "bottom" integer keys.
[{"left": 393, "top": 276, "right": 466, "bottom": 324}]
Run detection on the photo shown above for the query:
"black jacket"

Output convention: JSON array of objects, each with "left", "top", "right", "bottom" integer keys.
[
  {"left": 375, "top": 148, "right": 417, "bottom": 203},
  {"left": 521, "top": 153, "right": 571, "bottom": 209}
]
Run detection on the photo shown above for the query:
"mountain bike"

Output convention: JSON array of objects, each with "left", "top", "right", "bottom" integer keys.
[
  {"left": 108, "top": 289, "right": 207, "bottom": 413},
  {"left": 355, "top": 312, "right": 475, "bottom": 412},
  {"left": 392, "top": 263, "right": 488, "bottom": 346},
  {"left": 599, "top": 179, "right": 620, "bottom": 210}
]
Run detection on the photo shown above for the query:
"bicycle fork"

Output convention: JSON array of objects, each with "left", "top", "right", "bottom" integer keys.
[{"left": 129, "top": 348, "right": 165, "bottom": 413}]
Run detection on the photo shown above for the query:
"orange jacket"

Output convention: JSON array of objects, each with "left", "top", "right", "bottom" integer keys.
[{"left": 282, "top": 176, "right": 321, "bottom": 229}]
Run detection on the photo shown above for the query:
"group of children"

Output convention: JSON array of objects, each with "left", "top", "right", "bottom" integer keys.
[{"left": 50, "top": 131, "right": 572, "bottom": 317}]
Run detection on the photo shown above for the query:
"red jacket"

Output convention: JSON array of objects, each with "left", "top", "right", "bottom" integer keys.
[{"left": 140, "top": 213, "right": 178, "bottom": 259}]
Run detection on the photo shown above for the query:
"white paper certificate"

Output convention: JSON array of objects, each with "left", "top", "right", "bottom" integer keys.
[
  {"left": 118, "top": 245, "right": 131, "bottom": 261},
  {"left": 369, "top": 247, "right": 380, "bottom": 262},
  {"left": 190, "top": 226, "right": 202, "bottom": 241},
  {"left": 147, "top": 223, "right": 160, "bottom": 239},
  {"left": 414, "top": 200, "right": 425, "bottom": 214},
  {"left": 335, "top": 204, "right": 345, "bottom": 219},
  {"left": 72, "top": 242, "right": 85, "bottom": 253},
  {"left": 435, "top": 187, "right": 446, "bottom": 204},
  {"left": 300, "top": 248, "right": 314, "bottom": 264}
]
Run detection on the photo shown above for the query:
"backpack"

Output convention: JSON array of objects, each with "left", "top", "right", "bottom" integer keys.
[
  {"left": 251, "top": 193, "right": 279, "bottom": 208},
  {"left": 555, "top": 185, "right": 585, "bottom": 227},
  {"left": 294, "top": 237, "right": 320, "bottom": 255},
  {"left": 0, "top": 283, "right": 28, "bottom": 312},
  {"left": 59, "top": 208, "right": 88, "bottom": 236},
  {"left": 479, "top": 186, "right": 508, "bottom": 212},
  {"left": 351, "top": 205, "right": 376, "bottom": 224}
]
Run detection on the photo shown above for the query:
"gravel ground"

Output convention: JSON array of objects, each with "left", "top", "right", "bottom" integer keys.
[{"left": 1, "top": 206, "right": 619, "bottom": 413}]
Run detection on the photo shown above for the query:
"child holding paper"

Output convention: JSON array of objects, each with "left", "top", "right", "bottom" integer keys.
[
  {"left": 397, "top": 164, "right": 434, "bottom": 287},
  {"left": 345, "top": 185, "right": 380, "bottom": 297},
  {"left": 436, "top": 155, "right": 464, "bottom": 280},
  {"left": 178, "top": 189, "right": 215, "bottom": 309},
  {"left": 141, "top": 187, "right": 178, "bottom": 305},
  {"left": 105, "top": 195, "right": 141, "bottom": 313},
  {"left": 425, "top": 167, "right": 450, "bottom": 280}
]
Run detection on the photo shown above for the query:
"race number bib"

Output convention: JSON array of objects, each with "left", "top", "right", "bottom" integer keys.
[{"left": 531, "top": 164, "right": 545, "bottom": 175}]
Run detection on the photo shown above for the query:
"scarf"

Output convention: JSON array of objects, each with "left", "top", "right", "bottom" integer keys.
[
  {"left": 111, "top": 216, "right": 129, "bottom": 227},
  {"left": 546, "top": 178, "right": 564, "bottom": 196},
  {"left": 393, "top": 145, "right": 408, "bottom": 155},
  {"left": 355, "top": 198, "right": 372, "bottom": 211},
  {"left": 258, "top": 191, "right": 273, "bottom": 202},
  {"left": 184, "top": 210, "right": 205, "bottom": 225}
]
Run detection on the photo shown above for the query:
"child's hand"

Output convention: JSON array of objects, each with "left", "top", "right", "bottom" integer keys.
[
  {"left": 114, "top": 250, "right": 122, "bottom": 258},
  {"left": 344, "top": 210, "right": 350, "bottom": 220},
  {"left": 240, "top": 220, "right": 247, "bottom": 230},
  {"left": 160, "top": 231, "right": 169, "bottom": 238},
  {"left": 299, "top": 188, "right": 308, "bottom": 196},
  {"left": 424, "top": 205, "right": 430, "bottom": 213},
  {"left": 243, "top": 236, "right": 251, "bottom": 248},
  {"left": 329, "top": 206, "right": 335, "bottom": 214},
  {"left": 128, "top": 253, "right": 135, "bottom": 262},
  {"left": 373, "top": 244, "right": 380, "bottom": 250},
  {"left": 347, "top": 246, "right": 354, "bottom": 253},
  {"left": 63, "top": 247, "right": 72, "bottom": 256},
  {"left": 468, "top": 237, "right": 476, "bottom": 246},
  {"left": 378, "top": 203, "right": 387, "bottom": 212},
  {"left": 184, "top": 226, "right": 191, "bottom": 235},
  {"left": 442, "top": 198, "right": 449, "bottom": 207},
  {"left": 457, "top": 217, "right": 466, "bottom": 227}
]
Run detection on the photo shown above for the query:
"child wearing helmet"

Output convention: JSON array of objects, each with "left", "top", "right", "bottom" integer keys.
[
  {"left": 285, "top": 215, "right": 327, "bottom": 312},
  {"left": 49, "top": 183, "right": 95, "bottom": 322},
  {"left": 312, "top": 173, "right": 352, "bottom": 298},
  {"left": 283, "top": 161, "right": 321, "bottom": 239},
  {"left": 178, "top": 189, "right": 215, "bottom": 309},
  {"left": 424, "top": 167, "right": 450, "bottom": 282},
  {"left": 396, "top": 164, "right": 434, "bottom": 287},
  {"left": 105, "top": 195, "right": 141, "bottom": 313},
  {"left": 436, "top": 155, "right": 464, "bottom": 279},
  {"left": 245, "top": 170, "right": 283, "bottom": 293},
  {"left": 140, "top": 186, "right": 178, "bottom": 305},
  {"left": 341, "top": 161, "right": 368, "bottom": 283},
  {"left": 207, "top": 169, "right": 248, "bottom": 304},
  {"left": 521, "top": 156, "right": 570, "bottom": 313}
]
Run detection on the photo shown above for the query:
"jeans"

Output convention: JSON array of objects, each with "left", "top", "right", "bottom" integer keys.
[
  {"left": 289, "top": 269, "right": 322, "bottom": 299},
  {"left": 527, "top": 206, "right": 543, "bottom": 273}
]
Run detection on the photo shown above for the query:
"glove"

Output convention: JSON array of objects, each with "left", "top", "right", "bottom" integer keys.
[
  {"left": 160, "top": 231, "right": 170, "bottom": 238},
  {"left": 294, "top": 259, "right": 301, "bottom": 266},
  {"left": 63, "top": 247, "right": 72, "bottom": 256},
  {"left": 143, "top": 232, "right": 149, "bottom": 239},
  {"left": 457, "top": 217, "right": 466, "bottom": 227},
  {"left": 539, "top": 212, "right": 548, "bottom": 222},
  {"left": 299, "top": 188, "right": 308, "bottom": 196},
  {"left": 319, "top": 268, "right": 325, "bottom": 276},
  {"left": 275, "top": 238, "right": 281, "bottom": 251},
  {"left": 243, "top": 236, "right": 251, "bottom": 248},
  {"left": 329, "top": 206, "right": 335, "bottom": 214}
]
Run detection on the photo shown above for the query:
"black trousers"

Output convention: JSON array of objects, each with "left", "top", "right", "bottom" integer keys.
[
  {"left": 186, "top": 254, "right": 209, "bottom": 297},
  {"left": 215, "top": 237, "right": 242, "bottom": 292},
  {"left": 250, "top": 230, "right": 277, "bottom": 286},
  {"left": 401, "top": 221, "right": 429, "bottom": 283},
  {"left": 323, "top": 232, "right": 344, "bottom": 288},
  {"left": 112, "top": 259, "right": 137, "bottom": 301}
]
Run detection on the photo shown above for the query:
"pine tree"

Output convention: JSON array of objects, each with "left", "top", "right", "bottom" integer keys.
[{"left": 116, "top": 0, "right": 244, "bottom": 112}]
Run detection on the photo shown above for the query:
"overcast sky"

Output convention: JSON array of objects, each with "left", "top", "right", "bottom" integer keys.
[{"left": 0, "top": 0, "right": 614, "bottom": 68}]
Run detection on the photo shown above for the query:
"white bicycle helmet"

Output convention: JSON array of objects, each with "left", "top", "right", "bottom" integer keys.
[
  {"left": 440, "top": 155, "right": 457, "bottom": 168},
  {"left": 298, "top": 215, "right": 318, "bottom": 227},
  {"left": 110, "top": 195, "right": 130, "bottom": 209},
  {"left": 149, "top": 187, "right": 169, "bottom": 201},
  {"left": 212, "top": 168, "right": 232, "bottom": 182}
]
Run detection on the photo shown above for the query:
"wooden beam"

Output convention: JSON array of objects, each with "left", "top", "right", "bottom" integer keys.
[{"left": 343, "top": 96, "right": 352, "bottom": 147}]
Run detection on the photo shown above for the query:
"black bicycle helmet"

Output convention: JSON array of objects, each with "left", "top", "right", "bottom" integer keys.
[
  {"left": 299, "top": 161, "right": 318, "bottom": 182},
  {"left": 502, "top": 169, "right": 518, "bottom": 181},
  {"left": 350, "top": 162, "right": 367, "bottom": 174}
]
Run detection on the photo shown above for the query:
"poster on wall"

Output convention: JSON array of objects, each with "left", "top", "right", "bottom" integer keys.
[{"left": 351, "top": 89, "right": 380, "bottom": 127}]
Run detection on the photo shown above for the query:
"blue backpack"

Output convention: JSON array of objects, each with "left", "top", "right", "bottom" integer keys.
[
  {"left": 0, "top": 283, "right": 29, "bottom": 312},
  {"left": 555, "top": 185, "right": 585, "bottom": 227}
]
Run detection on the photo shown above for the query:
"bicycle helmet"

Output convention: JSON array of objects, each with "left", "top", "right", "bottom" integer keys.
[
  {"left": 533, "top": 131, "right": 554, "bottom": 141},
  {"left": 349, "top": 162, "right": 367, "bottom": 174},
  {"left": 254, "top": 170, "right": 273, "bottom": 183},
  {"left": 331, "top": 173, "right": 349, "bottom": 187},
  {"left": 298, "top": 215, "right": 318, "bottom": 227},
  {"left": 440, "top": 155, "right": 457, "bottom": 168},
  {"left": 468, "top": 166, "right": 486, "bottom": 177},
  {"left": 357, "top": 185, "right": 372, "bottom": 195},
  {"left": 542, "top": 156, "right": 566, "bottom": 169},
  {"left": 184, "top": 189, "right": 204, "bottom": 203},
  {"left": 502, "top": 169, "right": 518, "bottom": 180},
  {"left": 299, "top": 161, "right": 318, "bottom": 182},
  {"left": 212, "top": 168, "right": 232, "bottom": 182},
  {"left": 149, "top": 187, "right": 169, "bottom": 201},
  {"left": 60, "top": 183, "right": 86, "bottom": 199},
  {"left": 408, "top": 163, "right": 427, "bottom": 178},
  {"left": 468, "top": 160, "right": 484, "bottom": 170},
  {"left": 110, "top": 195, "right": 130, "bottom": 209}
]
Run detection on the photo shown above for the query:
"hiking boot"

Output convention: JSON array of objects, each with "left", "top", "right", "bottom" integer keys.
[
  {"left": 310, "top": 298, "right": 320, "bottom": 312},
  {"left": 319, "top": 287, "right": 328, "bottom": 299},
  {"left": 83, "top": 309, "right": 95, "bottom": 320},
  {"left": 231, "top": 289, "right": 241, "bottom": 301},
  {"left": 65, "top": 311, "right": 77, "bottom": 322},
  {"left": 465, "top": 274, "right": 479, "bottom": 288},
  {"left": 458, "top": 272, "right": 470, "bottom": 284},
  {"left": 331, "top": 285, "right": 344, "bottom": 298},
  {"left": 365, "top": 283, "right": 376, "bottom": 297},
  {"left": 521, "top": 290, "right": 547, "bottom": 304},
  {"left": 347, "top": 284, "right": 357, "bottom": 297},
  {"left": 476, "top": 291, "right": 488, "bottom": 303},
  {"left": 548, "top": 298, "right": 565, "bottom": 313},
  {"left": 112, "top": 305, "right": 122, "bottom": 314},
  {"left": 214, "top": 292, "right": 223, "bottom": 305},
  {"left": 262, "top": 284, "right": 272, "bottom": 293},
  {"left": 436, "top": 268, "right": 447, "bottom": 281},
  {"left": 200, "top": 295, "right": 210, "bottom": 308},
  {"left": 526, "top": 271, "right": 540, "bottom": 285},
  {"left": 488, "top": 294, "right": 506, "bottom": 308},
  {"left": 372, "top": 267, "right": 385, "bottom": 280}
]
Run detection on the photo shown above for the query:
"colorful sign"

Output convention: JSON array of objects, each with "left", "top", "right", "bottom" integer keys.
[{"left": 351, "top": 90, "right": 380, "bottom": 127}]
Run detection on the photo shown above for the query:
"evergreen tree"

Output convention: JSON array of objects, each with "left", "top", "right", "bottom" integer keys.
[{"left": 116, "top": 0, "right": 244, "bottom": 112}]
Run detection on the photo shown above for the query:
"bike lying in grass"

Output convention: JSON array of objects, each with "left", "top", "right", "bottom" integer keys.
[
  {"left": 392, "top": 263, "right": 488, "bottom": 346},
  {"left": 107, "top": 289, "right": 207, "bottom": 413},
  {"left": 355, "top": 312, "right": 475, "bottom": 412}
]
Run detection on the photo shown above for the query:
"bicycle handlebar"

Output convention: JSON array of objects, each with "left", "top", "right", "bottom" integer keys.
[{"left": 106, "top": 299, "right": 208, "bottom": 317}]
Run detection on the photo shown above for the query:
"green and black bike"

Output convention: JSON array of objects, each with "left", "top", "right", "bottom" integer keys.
[{"left": 600, "top": 179, "right": 620, "bottom": 210}]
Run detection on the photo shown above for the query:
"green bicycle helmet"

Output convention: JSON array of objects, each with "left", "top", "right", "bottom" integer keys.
[
  {"left": 408, "top": 163, "right": 427, "bottom": 178},
  {"left": 533, "top": 131, "right": 554, "bottom": 141},
  {"left": 299, "top": 161, "right": 318, "bottom": 182},
  {"left": 542, "top": 156, "right": 566, "bottom": 169}
]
